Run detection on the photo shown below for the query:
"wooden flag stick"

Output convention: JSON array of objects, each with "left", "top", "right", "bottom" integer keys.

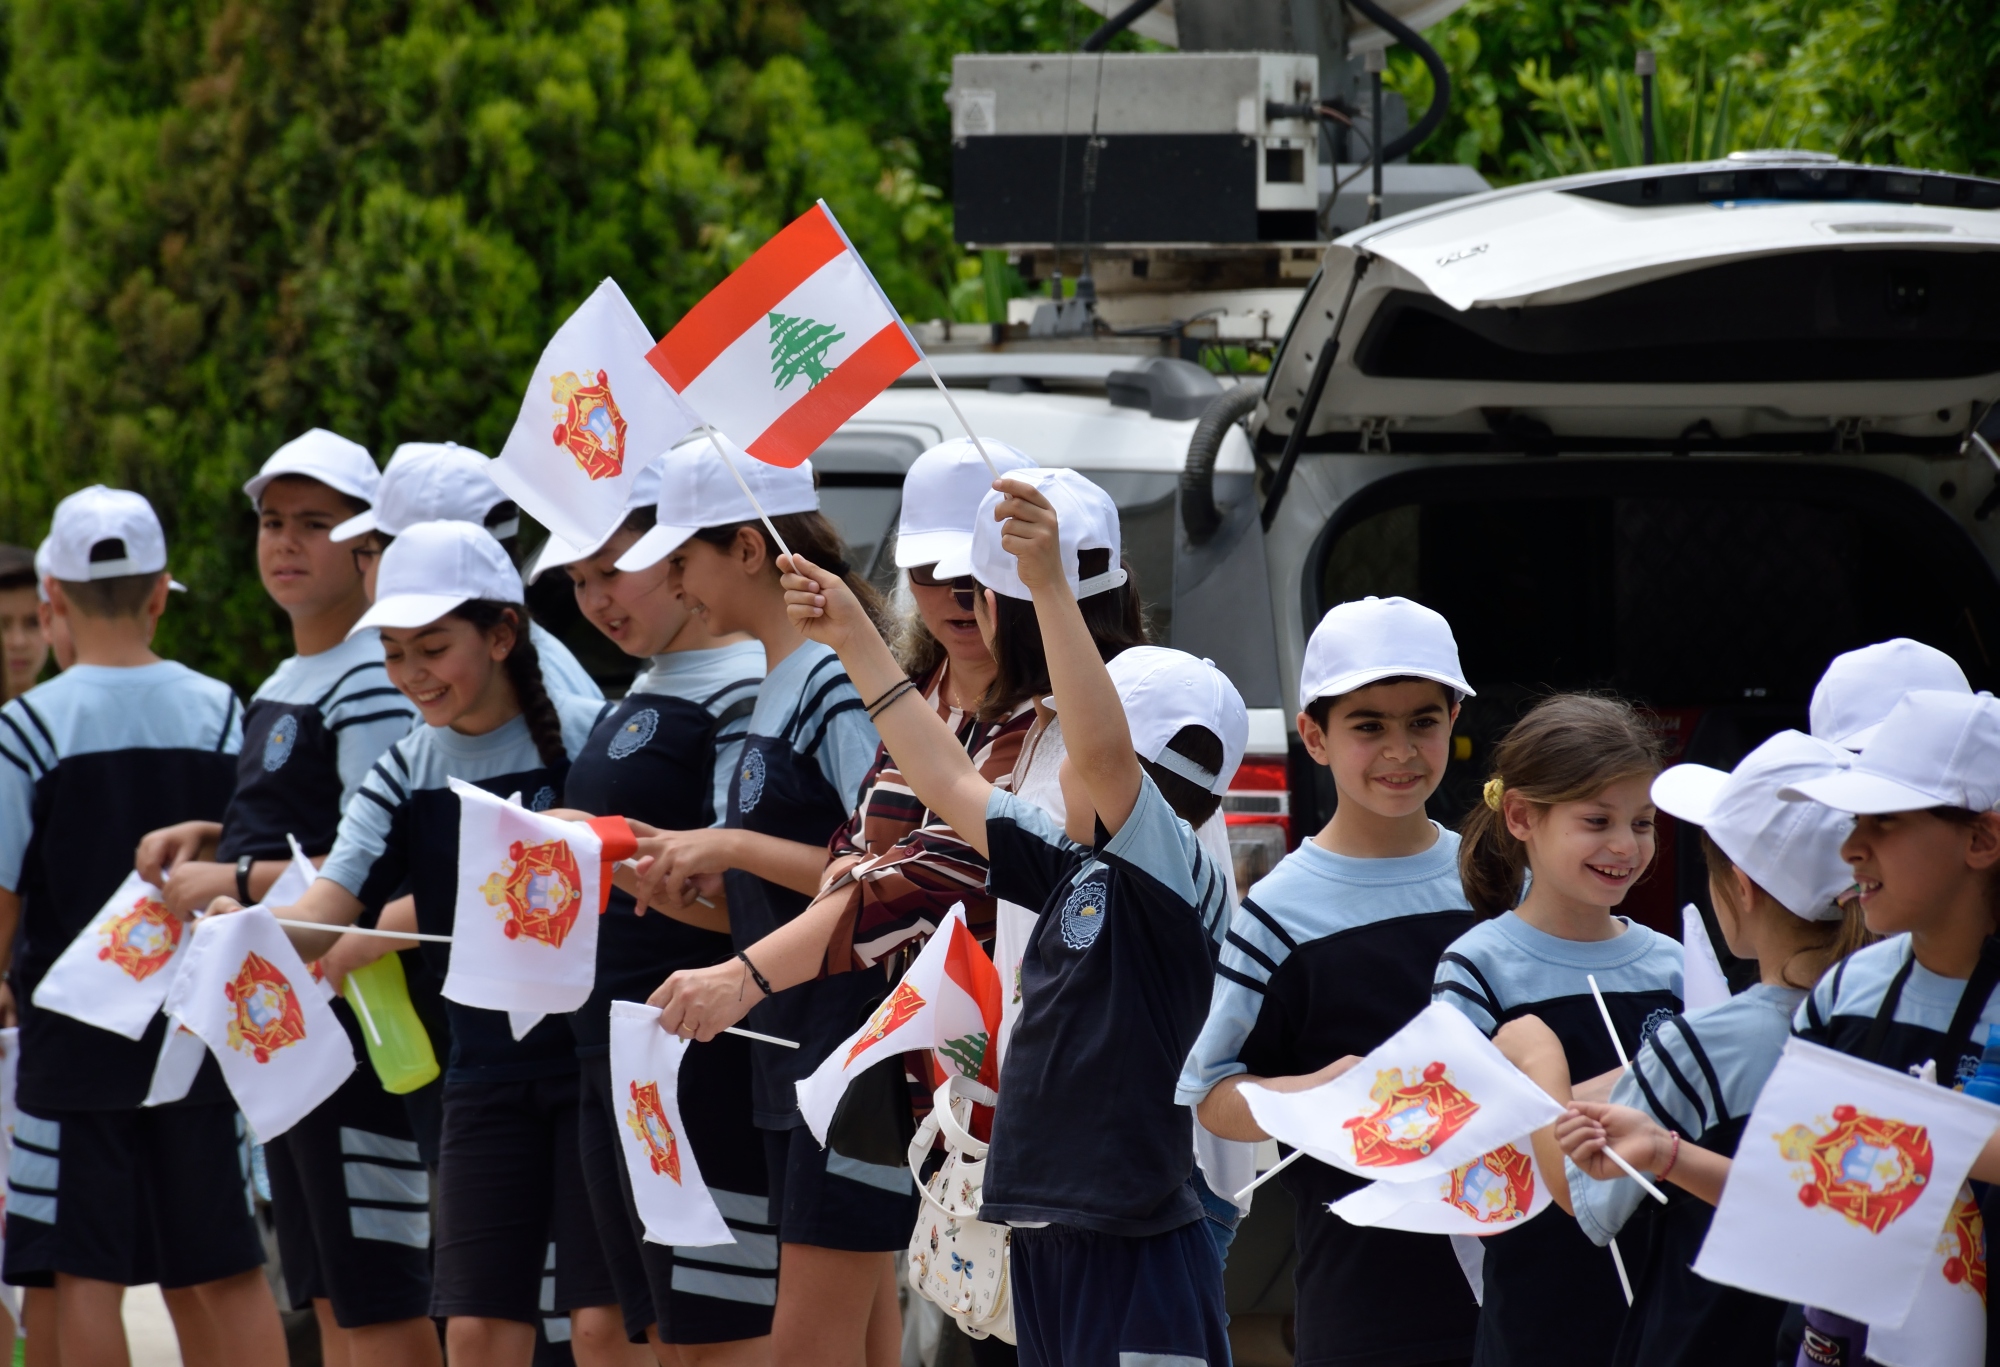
[
  {"left": 707, "top": 427, "right": 795, "bottom": 562},
  {"left": 919, "top": 355, "right": 1001, "bottom": 479},
  {"left": 1233, "top": 1146, "right": 1305, "bottom": 1204}
]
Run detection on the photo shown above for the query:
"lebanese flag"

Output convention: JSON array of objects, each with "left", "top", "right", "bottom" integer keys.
[
  {"left": 1693, "top": 1038, "right": 2000, "bottom": 1330},
  {"left": 33, "top": 870, "right": 188, "bottom": 1040},
  {"left": 1241, "top": 1003, "right": 1566, "bottom": 1184},
  {"left": 491, "top": 278, "right": 702, "bottom": 549},
  {"left": 1330, "top": 1141, "right": 1555, "bottom": 1236},
  {"left": 796, "top": 905, "right": 1001, "bottom": 1144},
  {"left": 608, "top": 1000, "right": 734, "bottom": 1247},
  {"left": 443, "top": 779, "right": 637, "bottom": 1024},
  {"left": 164, "top": 905, "right": 355, "bottom": 1140},
  {"left": 648, "top": 201, "right": 921, "bottom": 468}
]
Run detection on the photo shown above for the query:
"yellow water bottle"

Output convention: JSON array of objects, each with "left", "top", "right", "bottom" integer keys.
[{"left": 341, "top": 953, "right": 440, "bottom": 1094}]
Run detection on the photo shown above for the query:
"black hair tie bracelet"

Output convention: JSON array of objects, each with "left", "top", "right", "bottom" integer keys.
[{"left": 738, "top": 951, "right": 775, "bottom": 998}]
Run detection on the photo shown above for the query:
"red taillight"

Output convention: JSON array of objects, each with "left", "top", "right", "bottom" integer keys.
[{"left": 1222, "top": 755, "right": 1293, "bottom": 896}]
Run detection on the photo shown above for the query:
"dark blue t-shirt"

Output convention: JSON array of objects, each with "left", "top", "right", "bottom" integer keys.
[{"left": 980, "top": 776, "right": 1230, "bottom": 1237}]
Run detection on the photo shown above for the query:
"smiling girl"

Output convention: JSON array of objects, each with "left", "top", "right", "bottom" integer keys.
[{"left": 1431, "top": 694, "right": 1682, "bottom": 1367}]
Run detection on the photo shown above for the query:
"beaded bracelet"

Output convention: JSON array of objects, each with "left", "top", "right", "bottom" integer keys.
[{"left": 1658, "top": 1129, "right": 1681, "bottom": 1181}]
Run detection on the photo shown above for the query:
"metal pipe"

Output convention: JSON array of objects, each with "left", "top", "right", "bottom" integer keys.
[{"left": 1637, "top": 50, "right": 1656, "bottom": 165}]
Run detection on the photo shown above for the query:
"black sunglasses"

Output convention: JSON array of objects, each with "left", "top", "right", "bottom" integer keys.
[{"left": 908, "top": 563, "right": 979, "bottom": 611}]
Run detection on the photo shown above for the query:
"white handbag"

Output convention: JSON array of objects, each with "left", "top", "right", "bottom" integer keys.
[{"left": 906, "top": 1075, "right": 1013, "bottom": 1343}]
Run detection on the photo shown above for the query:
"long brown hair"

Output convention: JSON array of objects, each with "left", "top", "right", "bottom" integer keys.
[
  {"left": 1700, "top": 831, "right": 1875, "bottom": 988},
  {"left": 446, "top": 599, "right": 568, "bottom": 769},
  {"left": 689, "top": 511, "right": 888, "bottom": 634},
  {"left": 979, "top": 551, "right": 1148, "bottom": 722},
  {"left": 1458, "top": 693, "right": 1670, "bottom": 918}
]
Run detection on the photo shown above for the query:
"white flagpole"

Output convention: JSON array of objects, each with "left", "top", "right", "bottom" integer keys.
[
  {"left": 706, "top": 427, "right": 795, "bottom": 563},
  {"left": 1586, "top": 974, "right": 1632, "bottom": 1069},
  {"left": 1609, "top": 1238, "right": 1635, "bottom": 1305},
  {"left": 918, "top": 356, "right": 1001, "bottom": 479},
  {"left": 1233, "top": 1146, "right": 1305, "bottom": 1204},
  {"left": 1582, "top": 971, "right": 1651, "bottom": 1297}
]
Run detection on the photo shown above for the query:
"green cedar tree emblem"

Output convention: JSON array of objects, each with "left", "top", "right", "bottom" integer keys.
[
  {"left": 769, "top": 312, "right": 847, "bottom": 391},
  {"left": 937, "top": 1031, "right": 989, "bottom": 1077}
]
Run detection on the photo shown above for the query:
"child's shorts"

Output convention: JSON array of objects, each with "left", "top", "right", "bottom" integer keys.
[
  {"left": 2, "top": 1101, "right": 265, "bottom": 1289},
  {"left": 577, "top": 1042, "right": 776, "bottom": 1344},
  {"left": 762, "top": 1125, "right": 919, "bottom": 1252},
  {"left": 429, "top": 1072, "right": 616, "bottom": 1324},
  {"left": 1010, "top": 1217, "right": 1230, "bottom": 1367},
  {"left": 265, "top": 1048, "right": 432, "bottom": 1327}
]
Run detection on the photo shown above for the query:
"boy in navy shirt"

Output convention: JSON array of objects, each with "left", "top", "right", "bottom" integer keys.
[
  {"left": 777, "top": 470, "right": 1248, "bottom": 1366},
  {"left": 0, "top": 487, "right": 285, "bottom": 1362},
  {"left": 1180, "top": 596, "right": 1482, "bottom": 1367}
]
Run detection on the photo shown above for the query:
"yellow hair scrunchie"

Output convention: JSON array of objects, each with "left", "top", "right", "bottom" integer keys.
[{"left": 1483, "top": 778, "right": 1505, "bottom": 812}]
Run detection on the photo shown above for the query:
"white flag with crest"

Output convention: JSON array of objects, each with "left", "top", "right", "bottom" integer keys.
[
  {"left": 1242, "top": 1003, "right": 1566, "bottom": 1183},
  {"left": 1330, "top": 1141, "right": 1555, "bottom": 1236},
  {"left": 1865, "top": 1183, "right": 1987, "bottom": 1367},
  {"left": 1693, "top": 1038, "right": 2000, "bottom": 1328},
  {"left": 490, "top": 279, "right": 700, "bottom": 549},
  {"left": 164, "top": 906, "right": 354, "bottom": 1139},
  {"left": 1681, "top": 904, "right": 1732, "bottom": 1013},
  {"left": 443, "top": 779, "right": 635, "bottom": 1018},
  {"left": 33, "top": 871, "right": 189, "bottom": 1039},
  {"left": 608, "top": 1000, "right": 733, "bottom": 1247}
]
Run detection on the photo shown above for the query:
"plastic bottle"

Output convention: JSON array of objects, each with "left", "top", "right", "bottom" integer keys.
[
  {"left": 341, "top": 953, "right": 440, "bottom": 1095},
  {"left": 1962, "top": 1028, "right": 2000, "bottom": 1105}
]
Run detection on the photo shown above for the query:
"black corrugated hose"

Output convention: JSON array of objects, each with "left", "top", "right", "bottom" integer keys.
[{"left": 1180, "top": 383, "right": 1264, "bottom": 543}]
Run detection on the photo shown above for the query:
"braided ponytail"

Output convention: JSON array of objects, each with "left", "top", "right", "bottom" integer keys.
[{"left": 449, "top": 600, "right": 569, "bottom": 769}]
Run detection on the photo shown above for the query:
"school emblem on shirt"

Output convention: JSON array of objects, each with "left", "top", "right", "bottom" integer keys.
[
  {"left": 479, "top": 838, "right": 585, "bottom": 948},
  {"left": 1344, "top": 1062, "right": 1481, "bottom": 1167},
  {"left": 1446, "top": 1143, "right": 1536, "bottom": 1225},
  {"left": 1777, "top": 1105, "right": 1933, "bottom": 1233},
  {"left": 530, "top": 785, "right": 556, "bottom": 812},
  {"left": 550, "top": 369, "right": 627, "bottom": 480},
  {"left": 606, "top": 708, "right": 659, "bottom": 760},
  {"left": 846, "top": 981, "right": 927, "bottom": 1065},
  {"left": 624, "top": 1080, "right": 682, "bottom": 1183},
  {"left": 262, "top": 713, "right": 299, "bottom": 772},
  {"left": 98, "top": 893, "right": 182, "bottom": 982},
  {"left": 223, "top": 952, "right": 307, "bottom": 1063},
  {"left": 738, "top": 748, "right": 768, "bottom": 813},
  {"left": 1058, "top": 879, "right": 1109, "bottom": 951},
  {"left": 1941, "top": 1190, "right": 1988, "bottom": 1303}
]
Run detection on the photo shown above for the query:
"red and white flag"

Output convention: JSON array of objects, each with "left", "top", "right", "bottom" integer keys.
[
  {"left": 648, "top": 201, "right": 921, "bottom": 469},
  {"left": 1330, "top": 1141, "right": 1554, "bottom": 1236},
  {"left": 1694, "top": 1038, "right": 2000, "bottom": 1328},
  {"left": 608, "top": 1000, "right": 734, "bottom": 1247},
  {"left": 1242, "top": 1003, "right": 1566, "bottom": 1183},
  {"left": 34, "top": 871, "right": 188, "bottom": 1040},
  {"left": 491, "top": 278, "right": 701, "bottom": 548},
  {"left": 444, "top": 779, "right": 637, "bottom": 1020},
  {"left": 164, "top": 905, "right": 355, "bottom": 1139},
  {"left": 796, "top": 905, "right": 1002, "bottom": 1144},
  {"left": 1867, "top": 1183, "right": 1986, "bottom": 1367}
]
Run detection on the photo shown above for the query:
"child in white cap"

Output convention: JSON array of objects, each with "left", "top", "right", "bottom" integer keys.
[
  {"left": 1557, "top": 730, "right": 1869, "bottom": 1367},
  {"left": 779, "top": 473, "right": 1248, "bottom": 1367},
  {"left": 1178, "top": 596, "right": 1481, "bottom": 1367},
  {"left": 0, "top": 487, "right": 287, "bottom": 1360},
  {"left": 1809, "top": 637, "right": 1969, "bottom": 750}
]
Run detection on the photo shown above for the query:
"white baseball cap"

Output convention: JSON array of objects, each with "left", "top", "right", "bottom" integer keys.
[
  {"left": 1046, "top": 646, "right": 1248, "bottom": 794},
  {"left": 1810, "top": 638, "right": 1971, "bottom": 750},
  {"left": 1299, "top": 596, "right": 1473, "bottom": 706},
  {"left": 33, "top": 537, "right": 51, "bottom": 603},
  {"left": 43, "top": 486, "right": 186, "bottom": 592},
  {"left": 331, "top": 442, "right": 509, "bottom": 543},
  {"left": 1652, "top": 731, "right": 1855, "bottom": 921},
  {"left": 893, "top": 438, "right": 1038, "bottom": 570},
  {"left": 933, "top": 467, "right": 1125, "bottom": 601},
  {"left": 524, "top": 454, "right": 670, "bottom": 584},
  {"left": 615, "top": 435, "right": 819, "bottom": 572},
  {"left": 350, "top": 519, "right": 524, "bottom": 635},
  {"left": 244, "top": 429, "right": 380, "bottom": 509},
  {"left": 1784, "top": 690, "right": 2000, "bottom": 815}
]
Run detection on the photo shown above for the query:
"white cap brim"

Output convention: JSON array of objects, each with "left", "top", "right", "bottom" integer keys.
[
  {"left": 525, "top": 525, "right": 622, "bottom": 584},
  {"left": 932, "top": 542, "right": 975, "bottom": 580},
  {"left": 351, "top": 592, "right": 474, "bottom": 635},
  {"left": 615, "top": 523, "right": 699, "bottom": 573},
  {"left": 895, "top": 529, "right": 973, "bottom": 571},
  {"left": 1302, "top": 665, "right": 1476, "bottom": 703},
  {"left": 1782, "top": 769, "right": 1948, "bottom": 814},
  {"left": 330, "top": 510, "right": 377, "bottom": 544},
  {"left": 1650, "top": 764, "right": 1729, "bottom": 825},
  {"left": 168, "top": 579, "right": 187, "bottom": 593}
]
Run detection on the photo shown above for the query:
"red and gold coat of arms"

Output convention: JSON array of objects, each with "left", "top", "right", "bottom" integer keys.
[
  {"left": 625, "top": 1080, "right": 682, "bottom": 1183},
  {"left": 224, "top": 952, "right": 307, "bottom": 1063},
  {"left": 1776, "top": 1105, "right": 1933, "bottom": 1234},
  {"left": 1446, "top": 1143, "right": 1537, "bottom": 1225},
  {"left": 98, "top": 894, "right": 181, "bottom": 982},
  {"left": 846, "top": 980, "right": 928, "bottom": 1066},
  {"left": 480, "top": 838, "right": 585, "bottom": 948},
  {"left": 551, "top": 370, "right": 627, "bottom": 480},
  {"left": 1942, "top": 1190, "right": 1987, "bottom": 1303},
  {"left": 1344, "top": 1062, "right": 1481, "bottom": 1167}
]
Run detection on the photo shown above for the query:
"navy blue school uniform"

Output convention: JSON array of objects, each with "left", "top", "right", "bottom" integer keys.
[
  {"left": 1433, "top": 912, "right": 1684, "bottom": 1367},
  {"left": 214, "top": 630, "right": 433, "bottom": 1328},
  {"left": 318, "top": 695, "right": 622, "bottom": 1326},
  {"left": 563, "top": 641, "right": 780, "bottom": 1344},
  {"left": 0, "top": 662, "right": 265, "bottom": 1290},
  {"left": 983, "top": 776, "right": 1234, "bottom": 1367},
  {"left": 1567, "top": 983, "right": 1802, "bottom": 1367},
  {"left": 722, "top": 642, "right": 916, "bottom": 1250},
  {"left": 1178, "top": 829, "right": 1480, "bottom": 1367}
]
